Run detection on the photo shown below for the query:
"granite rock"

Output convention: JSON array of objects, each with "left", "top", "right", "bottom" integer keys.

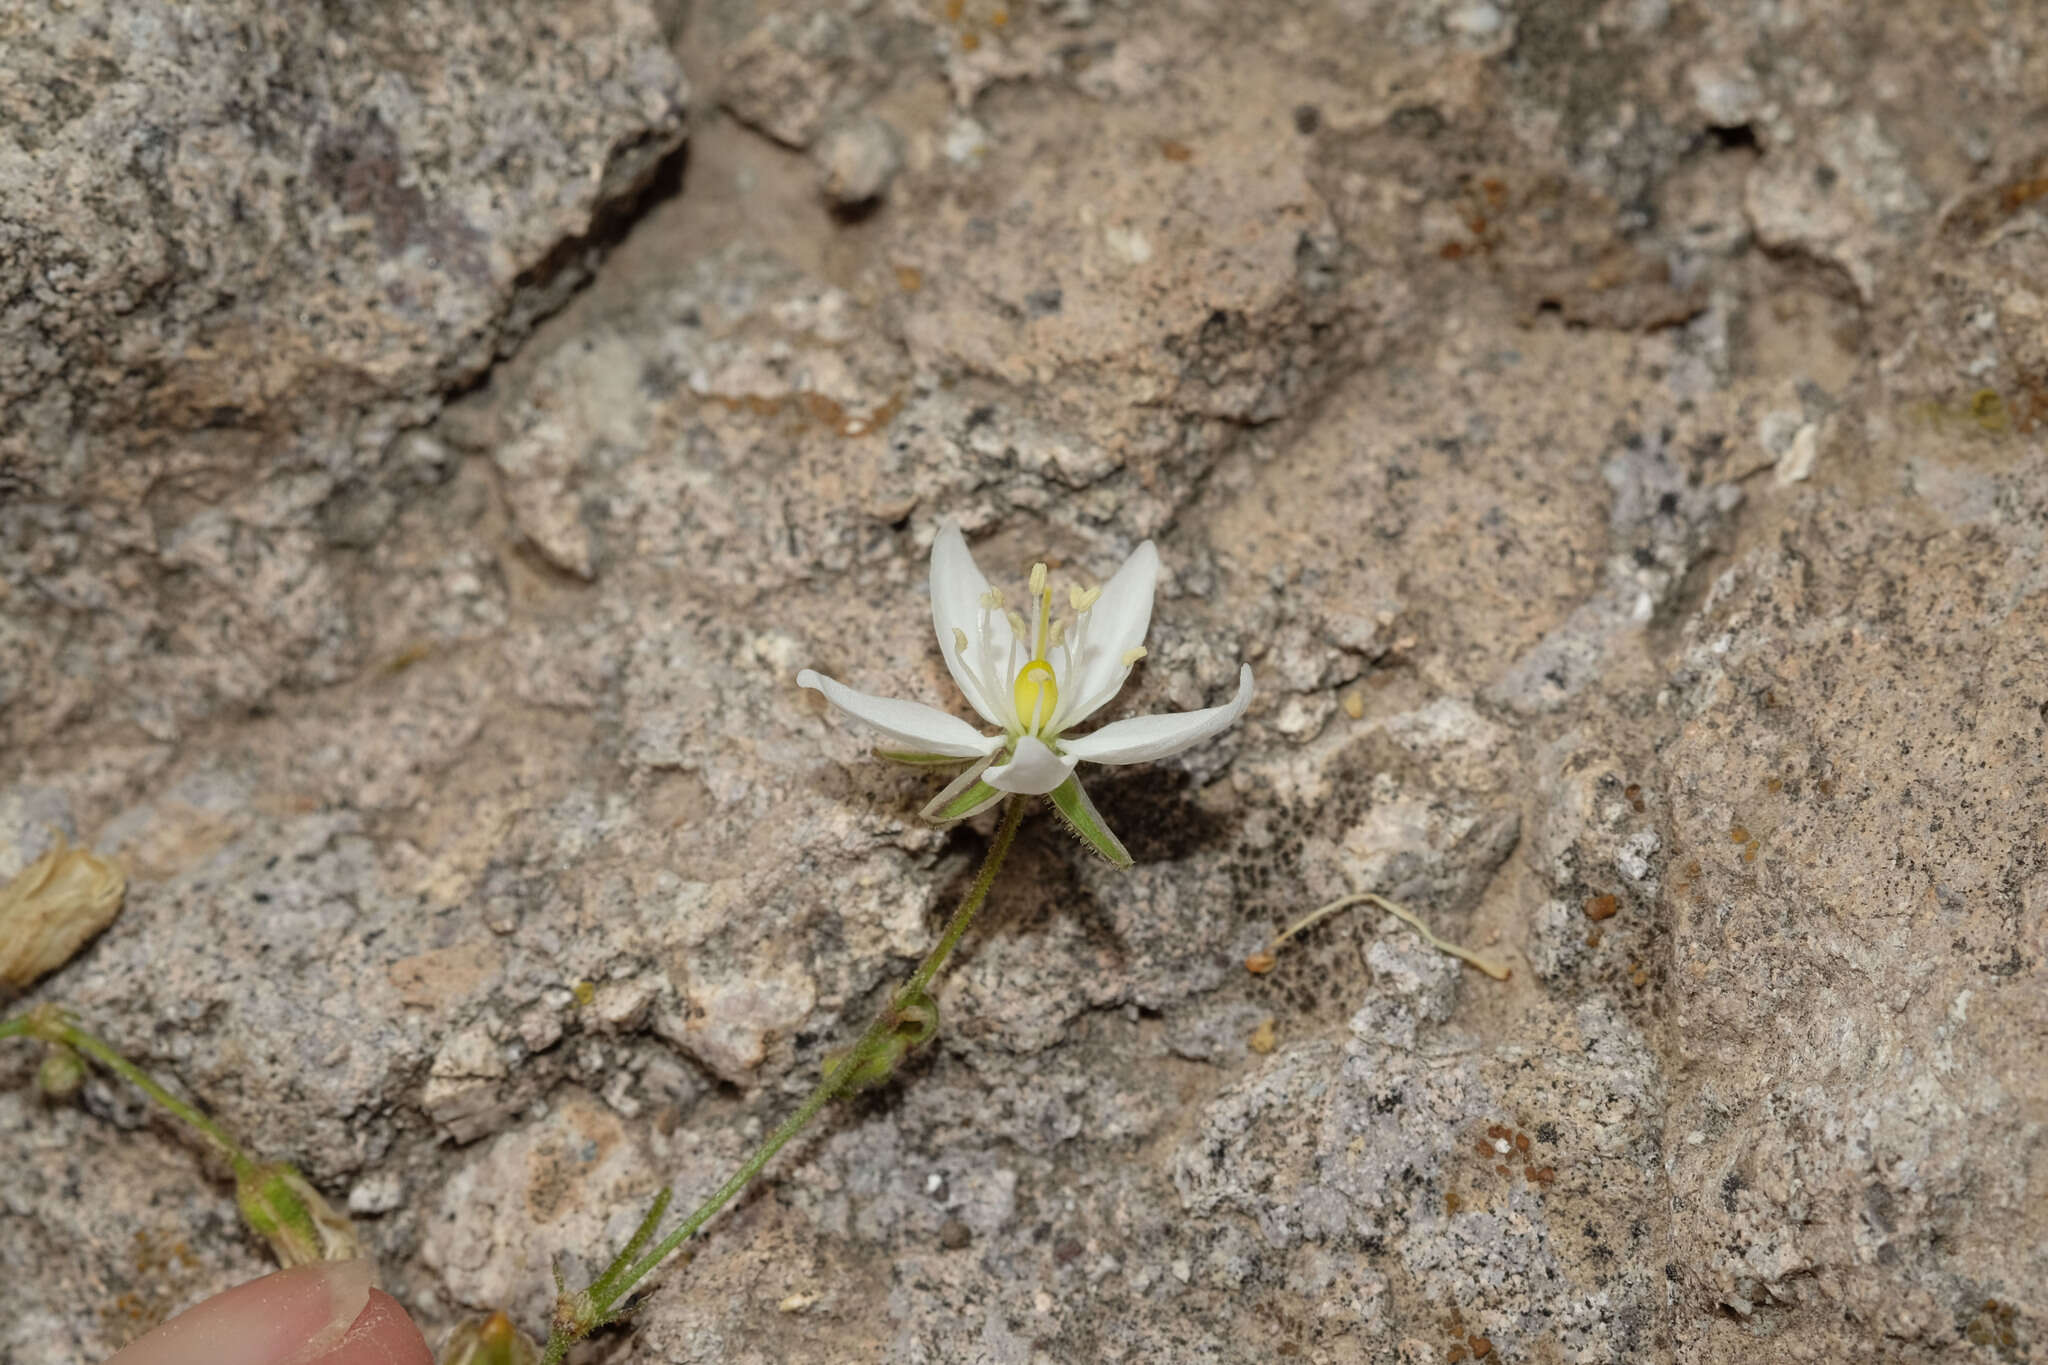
[
  {"left": 0, "top": 0, "right": 687, "bottom": 761},
  {"left": 5, "top": 2, "right": 2045, "bottom": 1363}
]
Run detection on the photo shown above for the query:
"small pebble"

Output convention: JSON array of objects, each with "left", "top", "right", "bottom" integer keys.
[
  {"left": 814, "top": 115, "right": 904, "bottom": 206},
  {"left": 1447, "top": 2, "right": 1504, "bottom": 38}
]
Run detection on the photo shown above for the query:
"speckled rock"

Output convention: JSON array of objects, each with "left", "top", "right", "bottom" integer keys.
[
  {"left": 6, "top": 2, "right": 2047, "bottom": 1363},
  {"left": 717, "top": 7, "right": 871, "bottom": 150},
  {"left": 0, "top": 0, "right": 687, "bottom": 761},
  {"left": 1659, "top": 461, "right": 2048, "bottom": 1358}
]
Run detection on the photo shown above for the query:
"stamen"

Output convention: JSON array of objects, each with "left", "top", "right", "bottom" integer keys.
[
  {"left": 1029, "top": 562, "right": 1047, "bottom": 596},
  {"left": 1121, "top": 646, "right": 1148, "bottom": 667},
  {"left": 1069, "top": 584, "right": 1101, "bottom": 612},
  {"left": 952, "top": 627, "right": 969, "bottom": 654},
  {"left": 1048, "top": 619, "right": 1066, "bottom": 648},
  {"left": 1032, "top": 580, "right": 1053, "bottom": 661},
  {"left": 1060, "top": 604, "right": 1091, "bottom": 710},
  {"left": 980, "top": 587, "right": 1005, "bottom": 610},
  {"left": 1005, "top": 608, "right": 1027, "bottom": 639}
]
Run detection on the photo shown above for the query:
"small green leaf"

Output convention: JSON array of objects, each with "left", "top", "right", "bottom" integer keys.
[
  {"left": 874, "top": 749, "right": 973, "bottom": 767},
  {"left": 1045, "top": 775, "right": 1132, "bottom": 868}
]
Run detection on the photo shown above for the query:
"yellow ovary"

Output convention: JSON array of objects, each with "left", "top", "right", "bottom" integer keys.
[{"left": 1013, "top": 659, "right": 1058, "bottom": 732}]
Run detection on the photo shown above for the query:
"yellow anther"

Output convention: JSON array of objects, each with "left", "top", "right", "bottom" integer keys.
[
  {"left": 1049, "top": 619, "right": 1067, "bottom": 648},
  {"left": 1005, "top": 608, "right": 1027, "bottom": 639},
  {"left": 1012, "top": 659, "right": 1059, "bottom": 732},
  {"left": 1069, "top": 584, "right": 1101, "bottom": 612},
  {"left": 951, "top": 627, "right": 969, "bottom": 654},
  {"left": 1029, "top": 562, "right": 1047, "bottom": 596},
  {"left": 980, "top": 587, "right": 1005, "bottom": 610},
  {"left": 1121, "top": 646, "right": 1148, "bottom": 667}
]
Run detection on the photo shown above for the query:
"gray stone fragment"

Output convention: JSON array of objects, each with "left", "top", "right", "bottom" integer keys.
[
  {"left": 0, "top": 786, "right": 75, "bottom": 880},
  {"left": 719, "top": 9, "right": 865, "bottom": 149}
]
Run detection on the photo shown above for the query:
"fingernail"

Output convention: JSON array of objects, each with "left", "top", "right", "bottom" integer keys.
[{"left": 278, "top": 1260, "right": 375, "bottom": 1365}]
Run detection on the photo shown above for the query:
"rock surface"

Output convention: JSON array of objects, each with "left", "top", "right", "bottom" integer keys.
[{"left": 4, "top": 2, "right": 2045, "bottom": 1363}]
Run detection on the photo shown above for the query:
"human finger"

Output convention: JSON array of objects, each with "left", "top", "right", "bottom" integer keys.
[{"left": 106, "top": 1261, "right": 385, "bottom": 1365}]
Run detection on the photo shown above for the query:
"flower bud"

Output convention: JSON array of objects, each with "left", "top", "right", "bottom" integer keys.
[
  {"left": 439, "top": 1311, "right": 541, "bottom": 1365},
  {"left": 35, "top": 1045, "right": 86, "bottom": 1100},
  {"left": 821, "top": 1034, "right": 911, "bottom": 1091},
  {"left": 235, "top": 1160, "right": 363, "bottom": 1267},
  {"left": 822, "top": 991, "right": 941, "bottom": 1092}
]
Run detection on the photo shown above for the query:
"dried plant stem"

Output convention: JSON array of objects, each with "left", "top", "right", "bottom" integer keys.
[{"left": 1254, "top": 891, "right": 1512, "bottom": 980}]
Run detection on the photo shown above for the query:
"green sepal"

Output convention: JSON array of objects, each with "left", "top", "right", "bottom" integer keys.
[
  {"left": 926, "top": 780, "right": 1003, "bottom": 823},
  {"left": 921, "top": 752, "right": 1004, "bottom": 823},
  {"left": 235, "top": 1160, "right": 362, "bottom": 1266},
  {"left": 822, "top": 989, "right": 942, "bottom": 1092},
  {"left": 1045, "top": 775, "right": 1132, "bottom": 869},
  {"left": 874, "top": 749, "right": 974, "bottom": 767},
  {"left": 889, "top": 988, "right": 940, "bottom": 1047}
]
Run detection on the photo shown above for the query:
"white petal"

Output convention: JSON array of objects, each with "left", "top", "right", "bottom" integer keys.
[
  {"left": 1058, "top": 664, "right": 1254, "bottom": 766},
  {"left": 1051, "top": 540, "right": 1157, "bottom": 731},
  {"left": 929, "top": 522, "right": 1015, "bottom": 728},
  {"left": 984, "top": 735, "right": 1078, "bottom": 795},
  {"left": 798, "top": 670, "right": 1002, "bottom": 758}
]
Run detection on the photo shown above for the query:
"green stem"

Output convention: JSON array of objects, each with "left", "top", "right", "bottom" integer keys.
[
  {"left": 5, "top": 1006, "right": 253, "bottom": 1173},
  {"left": 543, "top": 796, "right": 1029, "bottom": 1363}
]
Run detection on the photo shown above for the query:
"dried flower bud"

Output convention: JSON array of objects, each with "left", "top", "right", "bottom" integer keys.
[
  {"left": 235, "top": 1161, "right": 363, "bottom": 1267},
  {"left": 890, "top": 989, "right": 939, "bottom": 1047},
  {"left": 438, "top": 1311, "right": 541, "bottom": 1365},
  {"left": 0, "top": 838, "right": 125, "bottom": 987}
]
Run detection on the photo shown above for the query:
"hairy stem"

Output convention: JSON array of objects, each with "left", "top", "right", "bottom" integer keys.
[{"left": 543, "top": 796, "right": 1029, "bottom": 1363}]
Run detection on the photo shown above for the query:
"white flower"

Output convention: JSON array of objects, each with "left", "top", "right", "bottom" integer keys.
[{"left": 797, "top": 523, "right": 1254, "bottom": 865}]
